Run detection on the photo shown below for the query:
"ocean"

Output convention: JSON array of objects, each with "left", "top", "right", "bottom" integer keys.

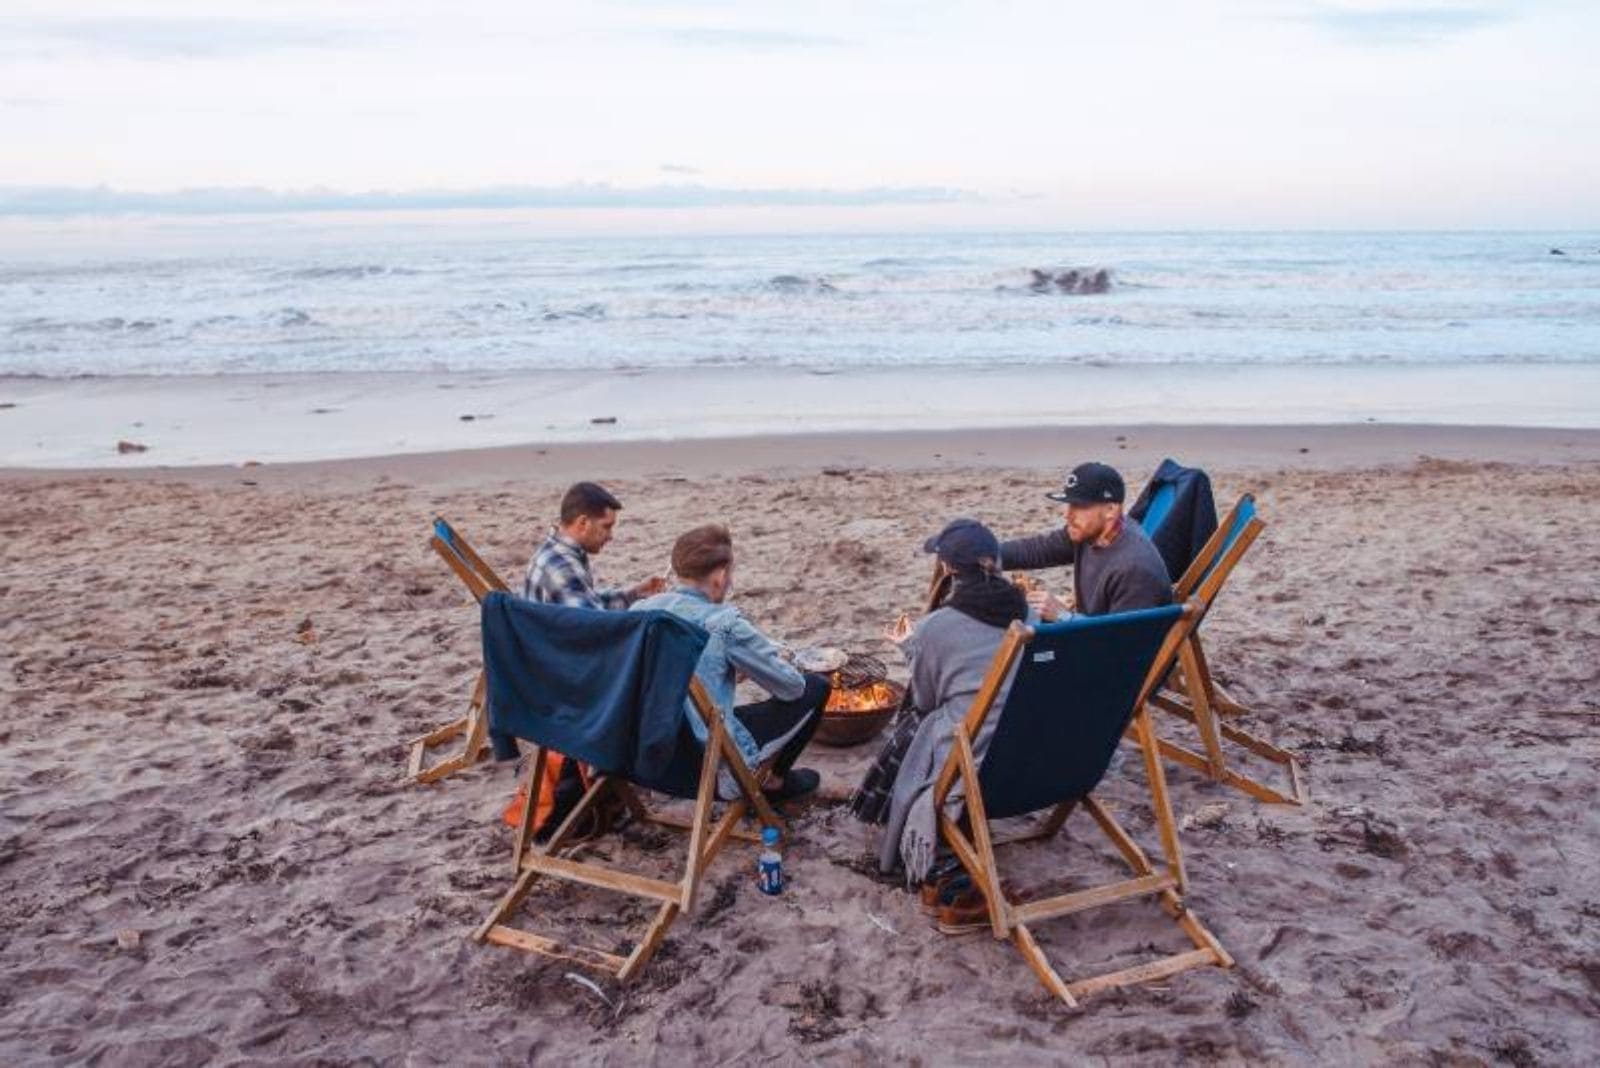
[{"left": 4, "top": 229, "right": 1599, "bottom": 377}]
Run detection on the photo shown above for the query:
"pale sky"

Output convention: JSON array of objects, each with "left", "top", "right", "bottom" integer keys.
[{"left": 2, "top": 1, "right": 1598, "bottom": 229}]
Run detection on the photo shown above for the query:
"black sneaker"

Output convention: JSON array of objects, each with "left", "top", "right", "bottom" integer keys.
[{"left": 763, "top": 768, "right": 821, "bottom": 802}]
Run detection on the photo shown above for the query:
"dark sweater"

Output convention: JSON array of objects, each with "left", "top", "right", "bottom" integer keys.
[{"left": 999, "top": 520, "right": 1173, "bottom": 617}]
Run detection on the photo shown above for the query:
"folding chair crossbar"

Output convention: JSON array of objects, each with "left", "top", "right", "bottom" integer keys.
[
  {"left": 406, "top": 518, "right": 506, "bottom": 784},
  {"left": 474, "top": 679, "right": 786, "bottom": 982},
  {"left": 1136, "top": 495, "right": 1306, "bottom": 805},
  {"left": 934, "top": 605, "right": 1232, "bottom": 1007}
]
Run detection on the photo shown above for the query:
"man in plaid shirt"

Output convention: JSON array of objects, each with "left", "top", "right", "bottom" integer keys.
[{"left": 522, "top": 482, "right": 666, "bottom": 609}]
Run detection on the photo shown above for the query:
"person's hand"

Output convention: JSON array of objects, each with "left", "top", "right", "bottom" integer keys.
[
  {"left": 1027, "top": 589, "right": 1070, "bottom": 622},
  {"left": 632, "top": 575, "right": 669, "bottom": 598},
  {"left": 883, "top": 613, "right": 913, "bottom": 645}
]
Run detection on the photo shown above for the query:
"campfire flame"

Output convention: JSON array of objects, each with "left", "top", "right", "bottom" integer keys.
[{"left": 825, "top": 680, "right": 900, "bottom": 715}]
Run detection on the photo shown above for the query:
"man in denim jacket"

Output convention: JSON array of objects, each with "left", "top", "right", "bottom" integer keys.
[{"left": 633, "top": 524, "right": 829, "bottom": 802}]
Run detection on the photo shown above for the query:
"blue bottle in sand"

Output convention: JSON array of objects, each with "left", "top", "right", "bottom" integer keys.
[{"left": 757, "top": 826, "right": 783, "bottom": 895}]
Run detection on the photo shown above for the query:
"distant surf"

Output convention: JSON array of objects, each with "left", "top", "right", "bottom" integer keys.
[{"left": 2, "top": 229, "right": 1598, "bottom": 377}]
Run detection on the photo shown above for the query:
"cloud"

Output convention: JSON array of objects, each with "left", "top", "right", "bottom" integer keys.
[
  {"left": 658, "top": 27, "right": 849, "bottom": 51},
  {"left": 0, "top": 16, "right": 366, "bottom": 61},
  {"left": 659, "top": 163, "right": 703, "bottom": 176},
  {"left": 0, "top": 183, "right": 976, "bottom": 217},
  {"left": 1288, "top": 5, "right": 1510, "bottom": 46}
]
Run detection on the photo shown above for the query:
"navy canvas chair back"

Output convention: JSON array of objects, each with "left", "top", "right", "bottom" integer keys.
[
  {"left": 1128, "top": 459, "right": 1220, "bottom": 582},
  {"left": 978, "top": 604, "right": 1184, "bottom": 819},
  {"left": 1135, "top": 480, "right": 1178, "bottom": 539},
  {"left": 480, "top": 593, "right": 711, "bottom": 796}
]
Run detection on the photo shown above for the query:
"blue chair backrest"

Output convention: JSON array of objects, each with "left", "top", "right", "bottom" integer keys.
[
  {"left": 978, "top": 604, "right": 1183, "bottom": 820},
  {"left": 1196, "top": 496, "right": 1257, "bottom": 591},
  {"left": 1136, "top": 481, "right": 1178, "bottom": 538}
]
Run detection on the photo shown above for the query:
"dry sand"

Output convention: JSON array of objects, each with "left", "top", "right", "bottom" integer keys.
[{"left": 3, "top": 426, "right": 1599, "bottom": 1065}]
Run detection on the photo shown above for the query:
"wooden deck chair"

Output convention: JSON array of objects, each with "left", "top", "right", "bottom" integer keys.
[
  {"left": 934, "top": 602, "right": 1232, "bottom": 1007},
  {"left": 472, "top": 605, "right": 787, "bottom": 981},
  {"left": 1138, "top": 495, "right": 1306, "bottom": 805},
  {"left": 405, "top": 518, "right": 507, "bottom": 784}
]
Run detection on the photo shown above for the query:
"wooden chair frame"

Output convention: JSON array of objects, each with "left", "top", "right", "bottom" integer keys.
[
  {"left": 934, "top": 605, "right": 1232, "bottom": 1008},
  {"left": 406, "top": 518, "right": 505, "bottom": 784},
  {"left": 1136, "top": 496, "right": 1306, "bottom": 806},
  {"left": 473, "top": 678, "right": 786, "bottom": 981}
]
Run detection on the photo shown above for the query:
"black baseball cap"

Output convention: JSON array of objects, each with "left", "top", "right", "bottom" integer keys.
[
  {"left": 922, "top": 518, "right": 1000, "bottom": 572},
  {"left": 1046, "top": 462, "right": 1125, "bottom": 505}
]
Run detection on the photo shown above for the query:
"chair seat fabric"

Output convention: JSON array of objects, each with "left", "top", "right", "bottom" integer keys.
[{"left": 978, "top": 604, "right": 1183, "bottom": 819}]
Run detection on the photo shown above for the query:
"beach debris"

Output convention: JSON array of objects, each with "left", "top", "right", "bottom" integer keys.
[
  {"left": 241, "top": 460, "right": 262, "bottom": 467},
  {"left": 0, "top": 402, "right": 16, "bottom": 410},
  {"left": 294, "top": 617, "right": 317, "bottom": 645},
  {"left": 590, "top": 416, "right": 618, "bottom": 424},
  {"left": 459, "top": 413, "right": 494, "bottom": 422},
  {"left": 1182, "top": 802, "right": 1231, "bottom": 831},
  {"left": 866, "top": 912, "right": 898, "bottom": 936},
  {"left": 563, "top": 971, "right": 618, "bottom": 1014},
  {"left": 1550, "top": 248, "right": 1566, "bottom": 256},
  {"left": 310, "top": 407, "right": 339, "bottom": 415},
  {"left": 821, "top": 466, "right": 856, "bottom": 477},
  {"left": 116, "top": 440, "right": 149, "bottom": 454},
  {"left": 1298, "top": 447, "right": 1310, "bottom": 454},
  {"left": 115, "top": 928, "right": 142, "bottom": 952}
]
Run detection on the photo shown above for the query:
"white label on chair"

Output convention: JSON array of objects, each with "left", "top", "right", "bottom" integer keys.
[{"left": 1033, "top": 651, "right": 1055, "bottom": 663}]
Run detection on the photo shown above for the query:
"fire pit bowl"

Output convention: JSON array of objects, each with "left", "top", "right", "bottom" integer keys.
[{"left": 815, "top": 678, "right": 904, "bottom": 748}]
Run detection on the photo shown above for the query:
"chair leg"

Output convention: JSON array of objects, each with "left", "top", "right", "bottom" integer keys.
[
  {"left": 998, "top": 792, "right": 1231, "bottom": 1007},
  {"left": 718, "top": 735, "right": 787, "bottom": 836},
  {"left": 1147, "top": 693, "right": 1306, "bottom": 805},
  {"left": 1179, "top": 638, "right": 1227, "bottom": 779},
  {"left": 618, "top": 902, "right": 681, "bottom": 981},
  {"left": 1012, "top": 924, "right": 1079, "bottom": 1008},
  {"left": 955, "top": 735, "right": 1010, "bottom": 939},
  {"left": 407, "top": 672, "right": 493, "bottom": 784}
]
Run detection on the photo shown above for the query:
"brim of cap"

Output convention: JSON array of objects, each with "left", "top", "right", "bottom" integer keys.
[
  {"left": 1045, "top": 490, "right": 1100, "bottom": 504},
  {"left": 922, "top": 535, "right": 941, "bottom": 553}
]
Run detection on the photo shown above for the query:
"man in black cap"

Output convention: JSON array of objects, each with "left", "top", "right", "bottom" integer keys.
[{"left": 1000, "top": 461, "right": 1172, "bottom": 619}]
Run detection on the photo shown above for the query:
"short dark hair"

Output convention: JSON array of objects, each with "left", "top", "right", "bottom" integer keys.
[
  {"left": 559, "top": 481, "right": 622, "bottom": 525},
  {"left": 671, "top": 524, "right": 733, "bottom": 580}
]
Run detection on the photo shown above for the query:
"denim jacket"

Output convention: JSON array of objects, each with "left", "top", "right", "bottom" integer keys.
[{"left": 631, "top": 587, "right": 805, "bottom": 766}]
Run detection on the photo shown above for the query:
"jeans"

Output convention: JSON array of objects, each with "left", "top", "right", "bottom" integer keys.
[{"left": 734, "top": 671, "right": 830, "bottom": 775}]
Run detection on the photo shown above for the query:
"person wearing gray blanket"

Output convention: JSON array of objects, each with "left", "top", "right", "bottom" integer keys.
[{"left": 849, "top": 519, "right": 1028, "bottom": 890}]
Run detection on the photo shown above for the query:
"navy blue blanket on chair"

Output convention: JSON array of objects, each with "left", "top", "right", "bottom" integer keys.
[
  {"left": 479, "top": 592, "right": 710, "bottom": 785},
  {"left": 1129, "top": 458, "right": 1219, "bottom": 582}
]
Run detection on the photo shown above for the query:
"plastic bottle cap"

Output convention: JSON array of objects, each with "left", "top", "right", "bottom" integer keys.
[{"left": 761, "top": 826, "right": 781, "bottom": 847}]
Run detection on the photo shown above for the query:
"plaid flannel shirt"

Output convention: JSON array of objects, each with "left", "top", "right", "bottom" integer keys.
[{"left": 521, "top": 529, "right": 633, "bottom": 610}]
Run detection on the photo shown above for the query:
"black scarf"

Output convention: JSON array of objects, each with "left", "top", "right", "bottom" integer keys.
[{"left": 945, "top": 571, "right": 1028, "bottom": 629}]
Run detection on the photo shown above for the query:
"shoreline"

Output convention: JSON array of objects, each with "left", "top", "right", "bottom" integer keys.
[
  {"left": 4, "top": 422, "right": 1600, "bottom": 490},
  {"left": 3, "top": 362, "right": 1600, "bottom": 469}
]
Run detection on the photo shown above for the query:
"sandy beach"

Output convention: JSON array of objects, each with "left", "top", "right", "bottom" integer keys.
[{"left": 3, "top": 424, "right": 1599, "bottom": 1065}]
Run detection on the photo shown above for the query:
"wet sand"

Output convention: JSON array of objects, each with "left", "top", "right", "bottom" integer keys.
[{"left": 2, "top": 426, "right": 1598, "bottom": 1064}]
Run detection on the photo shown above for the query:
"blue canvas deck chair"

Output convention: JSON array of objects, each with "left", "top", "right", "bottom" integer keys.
[
  {"left": 934, "top": 603, "right": 1233, "bottom": 1007},
  {"left": 405, "top": 518, "right": 504, "bottom": 784},
  {"left": 1141, "top": 495, "right": 1306, "bottom": 805},
  {"left": 471, "top": 596, "right": 788, "bottom": 982}
]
